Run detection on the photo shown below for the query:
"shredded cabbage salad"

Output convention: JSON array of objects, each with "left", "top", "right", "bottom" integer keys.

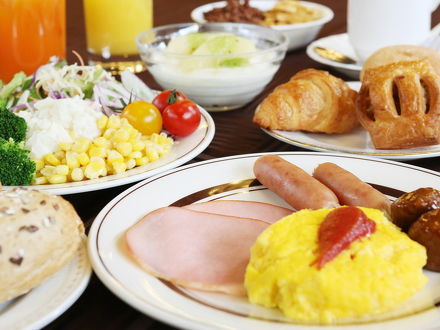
[{"left": 0, "top": 57, "right": 155, "bottom": 114}]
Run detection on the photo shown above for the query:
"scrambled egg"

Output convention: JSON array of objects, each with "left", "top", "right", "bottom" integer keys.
[{"left": 244, "top": 207, "right": 427, "bottom": 324}]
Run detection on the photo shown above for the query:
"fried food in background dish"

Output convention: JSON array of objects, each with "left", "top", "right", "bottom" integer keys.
[
  {"left": 262, "top": 0, "right": 323, "bottom": 25},
  {"left": 245, "top": 207, "right": 427, "bottom": 323},
  {"left": 203, "top": 0, "right": 322, "bottom": 26},
  {"left": 0, "top": 188, "right": 84, "bottom": 303},
  {"left": 361, "top": 45, "right": 440, "bottom": 80},
  {"left": 357, "top": 59, "right": 440, "bottom": 150},
  {"left": 253, "top": 68, "right": 358, "bottom": 133},
  {"left": 203, "top": 0, "right": 264, "bottom": 24}
]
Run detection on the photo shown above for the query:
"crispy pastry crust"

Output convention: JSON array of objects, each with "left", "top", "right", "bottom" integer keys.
[
  {"left": 361, "top": 45, "right": 440, "bottom": 80},
  {"left": 253, "top": 69, "right": 359, "bottom": 133},
  {"left": 357, "top": 60, "right": 440, "bottom": 149}
]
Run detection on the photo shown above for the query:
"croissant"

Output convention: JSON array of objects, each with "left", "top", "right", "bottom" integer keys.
[
  {"left": 253, "top": 69, "right": 359, "bottom": 133},
  {"left": 357, "top": 59, "right": 440, "bottom": 149}
]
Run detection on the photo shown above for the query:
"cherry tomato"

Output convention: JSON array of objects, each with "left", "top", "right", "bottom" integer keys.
[
  {"left": 120, "top": 100, "right": 162, "bottom": 135},
  {"left": 152, "top": 89, "right": 187, "bottom": 113},
  {"left": 162, "top": 100, "right": 201, "bottom": 137}
]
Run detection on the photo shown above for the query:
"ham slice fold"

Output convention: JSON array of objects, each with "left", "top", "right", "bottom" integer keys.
[
  {"left": 125, "top": 206, "right": 269, "bottom": 296},
  {"left": 183, "top": 200, "right": 293, "bottom": 224}
]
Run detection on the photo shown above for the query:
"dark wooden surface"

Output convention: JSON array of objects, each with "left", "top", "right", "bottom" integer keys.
[{"left": 42, "top": 1, "right": 440, "bottom": 329}]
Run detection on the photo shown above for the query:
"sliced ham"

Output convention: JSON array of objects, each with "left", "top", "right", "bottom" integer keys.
[
  {"left": 125, "top": 206, "right": 269, "bottom": 296},
  {"left": 183, "top": 200, "right": 293, "bottom": 224}
]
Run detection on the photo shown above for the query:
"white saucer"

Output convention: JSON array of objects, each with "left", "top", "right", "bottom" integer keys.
[{"left": 306, "top": 33, "right": 361, "bottom": 79}]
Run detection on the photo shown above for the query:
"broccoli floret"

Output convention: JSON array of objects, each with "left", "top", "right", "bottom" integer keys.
[
  {"left": 0, "top": 107, "right": 27, "bottom": 142},
  {"left": 0, "top": 138, "right": 36, "bottom": 185}
]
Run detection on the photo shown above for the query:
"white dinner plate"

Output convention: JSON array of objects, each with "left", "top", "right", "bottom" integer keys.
[
  {"left": 262, "top": 82, "right": 440, "bottom": 161},
  {"left": 4, "top": 107, "right": 215, "bottom": 195},
  {"left": 306, "top": 33, "right": 361, "bottom": 79},
  {"left": 0, "top": 240, "right": 91, "bottom": 330},
  {"left": 88, "top": 152, "right": 440, "bottom": 330}
]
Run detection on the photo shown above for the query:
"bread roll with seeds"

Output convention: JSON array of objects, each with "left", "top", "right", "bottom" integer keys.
[{"left": 0, "top": 188, "right": 84, "bottom": 302}]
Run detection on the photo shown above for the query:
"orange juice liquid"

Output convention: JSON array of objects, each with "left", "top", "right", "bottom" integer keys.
[
  {"left": 83, "top": 0, "right": 153, "bottom": 57},
  {"left": 0, "top": 0, "right": 66, "bottom": 82}
]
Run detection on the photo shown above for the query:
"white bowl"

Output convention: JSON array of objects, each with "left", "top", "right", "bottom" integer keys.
[
  {"left": 136, "top": 22, "right": 288, "bottom": 111},
  {"left": 191, "top": 0, "right": 334, "bottom": 51}
]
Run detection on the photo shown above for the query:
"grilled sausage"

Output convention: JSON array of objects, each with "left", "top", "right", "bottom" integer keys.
[
  {"left": 313, "top": 162, "right": 391, "bottom": 215},
  {"left": 253, "top": 155, "right": 339, "bottom": 210}
]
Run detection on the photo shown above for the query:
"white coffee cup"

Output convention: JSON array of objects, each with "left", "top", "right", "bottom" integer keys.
[{"left": 347, "top": 0, "right": 440, "bottom": 62}]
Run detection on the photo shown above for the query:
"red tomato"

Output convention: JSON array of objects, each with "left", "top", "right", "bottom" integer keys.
[
  {"left": 152, "top": 89, "right": 187, "bottom": 113},
  {"left": 162, "top": 100, "right": 201, "bottom": 137}
]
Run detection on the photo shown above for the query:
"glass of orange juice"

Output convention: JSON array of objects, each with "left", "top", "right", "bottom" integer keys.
[
  {"left": 83, "top": 0, "right": 153, "bottom": 75},
  {"left": 0, "top": 0, "right": 66, "bottom": 83}
]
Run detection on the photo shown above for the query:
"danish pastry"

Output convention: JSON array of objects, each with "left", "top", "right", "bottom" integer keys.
[
  {"left": 253, "top": 69, "right": 358, "bottom": 133},
  {"left": 361, "top": 45, "right": 440, "bottom": 80},
  {"left": 356, "top": 59, "right": 440, "bottom": 149},
  {"left": 0, "top": 188, "right": 85, "bottom": 302}
]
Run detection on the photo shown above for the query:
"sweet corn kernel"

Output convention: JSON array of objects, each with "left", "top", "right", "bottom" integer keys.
[
  {"left": 150, "top": 133, "right": 160, "bottom": 144},
  {"left": 48, "top": 174, "right": 67, "bottom": 184},
  {"left": 112, "top": 160, "right": 127, "bottom": 174},
  {"left": 107, "top": 150, "right": 123, "bottom": 163},
  {"left": 34, "top": 176, "right": 48, "bottom": 185},
  {"left": 32, "top": 159, "right": 44, "bottom": 171},
  {"left": 70, "top": 168, "right": 84, "bottom": 181},
  {"left": 105, "top": 129, "right": 117, "bottom": 140},
  {"left": 107, "top": 115, "right": 121, "bottom": 129},
  {"left": 116, "top": 142, "right": 132, "bottom": 157},
  {"left": 101, "top": 166, "right": 108, "bottom": 177},
  {"left": 89, "top": 146, "right": 107, "bottom": 158},
  {"left": 129, "top": 151, "right": 142, "bottom": 159},
  {"left": 130, "top": 139, "right": 145, "bottom": 152},
  {"left": 120, "top": 117, "right": 130, "bottom": 127},
  {"left": 126, "top": 158, "right": 136, "bottom": 169},
  {"left": 65, "top": 152, "right": 79, "bottom": 169},
  {"left": 77, "top": 152, "right": 90, "bottom": 166},
  {"left": 54, "top": 150, "right": 65, "bottom": 160},
  {"left": 44, "top": 153, "right": 60, "bottom": 166},
  {"left": 58, "top": 142, "right": 72, "bottom": 151},
  {"left": 128, "top": 127, "right": 139, "bottom": 139},
  {"left": 84, "top": 161, "right": 106, "bottom": 179},
  {"left": 72, "top": 137, "right": 91, "bottom": 153},
  {"left": 146, "top": 149, "right": 159, "bottom": 162},
  {"left": 40, "top": 166, "right": 56, "bottom": 177},
  {"left": 93, "top": 136, "right": 109, "bottom": 148},
  {"left": 90, "top": 156, "right": 105, "bottom": 164},
  {"left": 55, "top": 165, "right": 69, "bottom": 176},
  {"left": 135, "top": 156, "right": 149, "bottom": 166},
  {"left": 113, "top": 128, "right": 130, "bottom": 142},
  {"left": 97, "top": 115, "right": 108, "bottom": 130}
]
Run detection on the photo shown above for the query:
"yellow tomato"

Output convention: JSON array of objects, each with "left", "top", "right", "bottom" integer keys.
[{"left": 120, "top": 101, "right": 162, "bottom": 135}]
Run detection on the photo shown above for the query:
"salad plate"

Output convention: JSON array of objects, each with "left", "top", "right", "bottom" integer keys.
[
  {"left": 261, "top": 81, "right": 440, "bottom": 161},
  {"left": 1, "top": 61, "right": 215, "bottom": 195},
  {"left": 4, "top": 107, "right": 215, "bottom": 195},
  {"left": 0, "top": 240, "right": 91, "bottom": 330},
  {"left": 88, "top": 152, "right": 440, "bottom": 330}
]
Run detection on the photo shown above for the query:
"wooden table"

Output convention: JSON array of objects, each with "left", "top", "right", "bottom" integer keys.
[{"left": 43, "top": 1, "right": 440, "bottom": 329}]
